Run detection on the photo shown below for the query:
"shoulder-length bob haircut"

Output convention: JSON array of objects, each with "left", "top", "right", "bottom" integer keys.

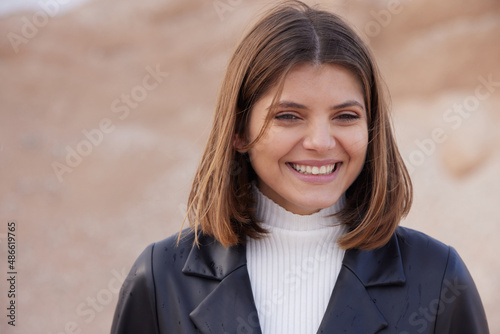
[{"left": 184, "top": 0, "right": 412, "bottom": 250}]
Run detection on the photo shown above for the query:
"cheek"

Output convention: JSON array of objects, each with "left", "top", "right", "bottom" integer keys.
[
  {"left": 251, "top": 129, "right": 292, "bottom": 159},
  {"left": 341, "top": 126, "right": 369, "bottom": 159}
]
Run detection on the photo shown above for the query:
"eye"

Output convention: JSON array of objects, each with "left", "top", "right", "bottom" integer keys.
[
  {"left": 275, "top": 113, "right": 300, "bottom": 121},
  {"left": 336, "top": 113, "right": 360, "bottom": 122}
]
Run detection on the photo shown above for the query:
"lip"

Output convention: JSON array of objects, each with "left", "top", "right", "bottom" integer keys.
[
  {"left": 287, "top": 159, "right": 340, "bottom": 166},
  {"left": 286, "top": 161, "right": 342, "bottom": 184}
]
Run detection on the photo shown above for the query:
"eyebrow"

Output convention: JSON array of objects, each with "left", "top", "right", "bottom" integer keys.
[{"left": 272, "top": 99, "right": 365, "bottom": 111}]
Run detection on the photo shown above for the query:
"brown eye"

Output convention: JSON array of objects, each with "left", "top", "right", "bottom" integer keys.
[
  {"left": 336, "top": 113, "right": 359, "bottom": 121},
  {"left": 275, "top": 113, "right": 299, "bottom": 120}
]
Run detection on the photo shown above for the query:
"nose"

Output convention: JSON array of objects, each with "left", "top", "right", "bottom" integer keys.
[{"left": 302, "top": 120, "right": 335, "bottom": 153}]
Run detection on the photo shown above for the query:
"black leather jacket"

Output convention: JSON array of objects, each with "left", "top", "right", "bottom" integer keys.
[{"left": 111, "top": 226, "right": 489, "bottom": 333}]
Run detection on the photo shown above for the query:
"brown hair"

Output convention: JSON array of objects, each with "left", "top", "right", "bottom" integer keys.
[{"left": 182, "top": 0, "right": 412, "bottom": 250}]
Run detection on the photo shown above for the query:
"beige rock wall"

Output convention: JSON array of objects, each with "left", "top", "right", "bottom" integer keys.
[{"left": 0, "top": 0, "right": 498, "bottom": 332}]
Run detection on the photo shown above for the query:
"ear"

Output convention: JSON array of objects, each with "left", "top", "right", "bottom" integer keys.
[{"left": 233, "top": 133, "right": 248, "bottom": 153}]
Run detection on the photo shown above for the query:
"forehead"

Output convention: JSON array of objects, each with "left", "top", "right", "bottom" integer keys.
[{"left": 258, "top": 63, "right": 366, "bottom": 111}]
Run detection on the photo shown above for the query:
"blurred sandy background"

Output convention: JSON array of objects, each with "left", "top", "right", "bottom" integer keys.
[{"left": 0, "top": 0, "right": 499, "bottom": 333}]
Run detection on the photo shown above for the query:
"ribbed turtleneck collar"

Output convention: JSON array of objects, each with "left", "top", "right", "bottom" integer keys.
[{"left": 253, "top": 185, "right": 346, "bottom": 231}]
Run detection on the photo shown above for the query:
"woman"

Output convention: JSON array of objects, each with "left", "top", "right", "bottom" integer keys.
[{"left": 111, "top": 1, "right": 489, "bottom": 333}]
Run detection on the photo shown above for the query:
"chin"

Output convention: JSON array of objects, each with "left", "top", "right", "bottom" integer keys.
[
  {"left": 300, "top": 192, "right": 342, "bottom": 207},
  {"left": 293, "top": 197, "right": 341, "bottom": 214}
]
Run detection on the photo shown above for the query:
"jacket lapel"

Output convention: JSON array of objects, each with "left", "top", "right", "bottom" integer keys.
[
  {"left": 183, "top": 234, "right": 262, "bottom": 334},
  {"left": 317, "top": 232, "right": 406, "bottom": 333}
]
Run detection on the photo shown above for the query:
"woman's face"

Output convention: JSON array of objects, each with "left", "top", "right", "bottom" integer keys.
[{"left": 242, "top": 63, "right": 368, "bottom": 215}]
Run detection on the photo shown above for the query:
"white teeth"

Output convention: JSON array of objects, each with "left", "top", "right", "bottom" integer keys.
[{"left": 291, "top": 163, "right": 337, "bottom": 175}]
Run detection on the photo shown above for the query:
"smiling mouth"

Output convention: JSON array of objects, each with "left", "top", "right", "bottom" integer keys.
[{"left": 288, "top": 163, "right": 340, "bottom": 175}]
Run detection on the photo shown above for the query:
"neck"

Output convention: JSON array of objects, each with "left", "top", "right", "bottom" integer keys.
[{"left": 253, "top": 184, "right": 346, "bottom": 231}]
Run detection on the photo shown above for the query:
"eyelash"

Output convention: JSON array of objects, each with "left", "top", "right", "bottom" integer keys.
[
  {"left": 274, "top": 112, "right": 360, "bottom": 122},
  {"left": 274, "top": 113, "right": 299, "bottom": 120},
  {"left": 337, "top": 113, "right": 360, "bottom": 121}
]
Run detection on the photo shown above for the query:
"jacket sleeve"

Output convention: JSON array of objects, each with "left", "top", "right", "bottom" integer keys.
[
  {"left": 110, "top": 243, "right": 160, "bottom": 334},
  {"left": 434, "top": 246, "right": 489, "bottom": 334}
]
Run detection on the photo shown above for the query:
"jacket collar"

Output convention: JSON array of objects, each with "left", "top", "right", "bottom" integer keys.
[
  {"left": 181, "top": 232, "right": 246, "bottom": 280},
  {"left": 183, "top": 230, "right": 405, "bottom": 334},
  {"left": 182, "top": 233, "right": 261, "bottom": 333},
  {"left": 317, "top": 231, "right": 406, "bottom": 332},
  {"left": 343, "top": 230, "right": 406, "bottom": 287}
]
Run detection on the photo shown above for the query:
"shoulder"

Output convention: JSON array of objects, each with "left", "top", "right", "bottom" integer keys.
[
  {"left": 393, "top": 226, "right": 475, "bottom": 289},
  {"left": 134, "top": 229, "right": 198, "bottom": 277},
  {"left": 119, "top": 229, "right": 198, "bottom": 293},
  {"left": 394, "top": 226, "right": 476, "bottom": 290},
  {"left": 151, "top": 228, "right": 197, "bottom": 261},
  {"left": 393, "top": 227, "right": 488, "bottom": 332},
  {"left": 393, "top": 229, "right": 490, "bottom": 333},
  {"left": 111, "top": 229, "right": 201, "bottom": 333},
  {"left": 395, "top": 225, "right": 448, "bottom": 251},
  {"left": 126, "top": 228, "right": 198, "bottom": 278},
  {"left": 395, "top": 225, "right": 451, "bottom": 264}
]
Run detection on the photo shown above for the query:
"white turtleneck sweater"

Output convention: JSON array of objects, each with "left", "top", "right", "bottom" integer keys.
[{"left": 246, "top": 187, "right": 348, "bottom": 334}]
